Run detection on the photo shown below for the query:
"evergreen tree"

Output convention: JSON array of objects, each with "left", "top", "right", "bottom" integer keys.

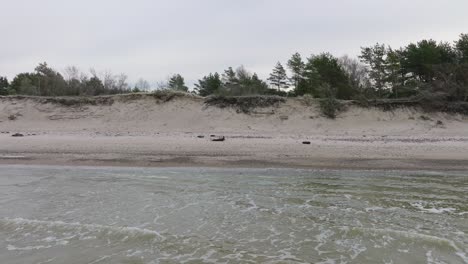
[
  {"left": 308, "top": 53, "right": 354, "bottom": 99},
  {"left": 10, "top": 73, "right": 39, "bottom": 95},
  {"left": 268, "top": 62, "right": 288, "bottom": 91},
  {"left": 293, "top": 58, "right": 321, "bottom": 96},
  {"left": 455, "top": 33, "right": 468, "bottom": 63},
  {"left": 385, "top": 48, "right": 405, "bottom": 97},
  {"left": 401, "top": 39, "right": 457, "bottom": 83},
  {"left": 0, "top": 76, "right": 9, "bottom": 95},
  {"left": 34, "top": 62, "right": 67, "bottom": 96},
  {"left": 222, "top": 67, "right": 239, "bottom": 92},
  {"left": 287, "top": 52, "right": 305, "bottom": 89},
  {"left": 251, "top": 73, "right": 269, "bottom": 92},
  {"left": 84, "top": 76, "right": 105, "bottom": 95},
  {"left": 195, "top": 73, "right": 222, "bottom": 96},
  {"left": 359, "top": 43, "right": 388, "bottom": 93},
  {"left": 168, "top": 74, "right": 188, "bottom": 92}
]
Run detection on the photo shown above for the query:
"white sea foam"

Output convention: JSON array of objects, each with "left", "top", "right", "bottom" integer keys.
[
  {"left": 7, "top": 244, "right": 52, "bottom": 251},
  {"left": 411, "top": 202, "right": 456, "bottom": 214},
  {"left": 0, "top": 218, "right": 165, "bottom": 242},
  {"left": 355, "top": 227, "right": 468, "bottom": 263}
]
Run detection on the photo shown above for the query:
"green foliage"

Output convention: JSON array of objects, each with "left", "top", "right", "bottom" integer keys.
[
  {"left": 220, "top": 66, "right": 269, "bottom": 96},
  {"left": 168, "top": 74, "right": 188, "bottom": 92},
  {"left": 3, "top": 33, "right": 468, "bottom": 116},
  {"left": 360, "top": 43, "right": 388, "bottom": 92},
  {"left": 268, "top": 62, "right": 289, "bottom": 91},
  {"left": 308, "top": 53, "right": 354, "bottom": 99},
  {"left": 320, "top": 97, "right": 343, "bottom": 119},
  {"left": 194, "top": 73, "right": 222, "bottom": 96},
  {"left": 151, "top": 89, "right": 194, "bottom": 102},
  {"left": 0, "top": 76, "right": 9, "bottom": 95},
  {"left": 34, "top": 62, "right": 67, "bottom": 96},
  {"left": 455, "top": 33, "right": 468, "bottom": 63},
  {"left": 10, "top": 73, "right": 39, "bottom": 95},
  {"left": 294, "top": 68, "right": 320, "bottom": 97},
  {"left": 428, "top": 63, "right": 468, "bottom": 101},
  {"left": 302, "top": 94, "right": 315, "bottom": 106},
  {"left": 8, "top": 63, "right": 132, "bottom": 96},
  {"left": 41, "top": 96, "right": 114, "bottom": 106},
  {"left": 205, "top": 95, "right": 285, "bottom": 114},
  {"left": 287, "top": 52, "right": 305, "bottom": 89},
  {"left": 401, "top": 39, "right": 457, "bottom": 82},
  {"left": 83, "top": 76, "right": 105, "bottom": 96},
  {"left": 317, "top": 84, "right": 344, "bottom": 119}
]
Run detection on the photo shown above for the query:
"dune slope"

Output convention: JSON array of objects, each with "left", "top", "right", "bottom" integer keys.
[{"left": 1, "top": 94, "right": 467, "bottom": 169}]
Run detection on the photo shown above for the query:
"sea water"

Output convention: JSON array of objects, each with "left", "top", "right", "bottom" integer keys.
[{"left": 0, "top": 165, "right": 467, "bottom": 263}]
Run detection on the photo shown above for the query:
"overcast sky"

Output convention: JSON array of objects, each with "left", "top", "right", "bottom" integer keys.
[{"left": 1, "top": 0, "right": 467, "bottom": 87}]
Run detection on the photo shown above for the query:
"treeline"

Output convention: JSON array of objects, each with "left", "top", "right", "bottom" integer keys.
[
  {"left": 0, "top": 64, "right": 191, "bottom": 96},
  {"left": 1, "top": 34, "right": 467, "bottom": 104}
]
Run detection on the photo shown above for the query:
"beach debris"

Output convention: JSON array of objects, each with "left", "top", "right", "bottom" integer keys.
[
  {"left": 435, "top": 120, "right": 445, "bottom": 128},
  {"left": 210, "top": 135, "right": 216, "bottom": 137},
  {"left": 302, "top": 141, "right": 311, "bottom": 145},
  {"left": 8, "top": 114, "right": 17, "bottom": 120},
  {"left": 197, "top": 135, "right": 205, "bottom": 138},
  {"left": 211, "top": 136, "right": 225, "bottom": 142},
  {"left": 419, "top": 115, "right": 431, "bottom": 121},
  {"left": 11, "top": 133, "right": 24, "bottom": 137}
]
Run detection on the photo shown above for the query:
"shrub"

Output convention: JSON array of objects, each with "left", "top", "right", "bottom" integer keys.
[
  {"left": 205, "top": 95, "right": 285, "bottom": 114},
  {"left": 319, "top": 97, "right": 343, "bottom": 119},
  {"left": 302, "top": 94, "right": 315, "bottom": 106}
]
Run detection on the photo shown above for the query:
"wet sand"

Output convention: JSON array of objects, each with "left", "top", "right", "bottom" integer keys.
[{"left": 1, "top": 133, "right": 468, "bottom": 170}]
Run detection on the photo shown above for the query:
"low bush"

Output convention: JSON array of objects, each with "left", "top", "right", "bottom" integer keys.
[
  {"left": 319, "top": 97, "right": 344, "bottom": 119},
  {"left": 205, "top": 95, "right": 285, "bottom": 114}
]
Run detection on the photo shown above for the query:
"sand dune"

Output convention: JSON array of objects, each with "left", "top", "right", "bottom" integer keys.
[{"left": 1, "top": 94, "right": 467, "bottom": 169}]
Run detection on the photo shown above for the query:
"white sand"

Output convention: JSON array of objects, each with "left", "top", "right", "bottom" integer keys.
[{"left": 1, "top": 95, "right": 467, "bottom": 170}]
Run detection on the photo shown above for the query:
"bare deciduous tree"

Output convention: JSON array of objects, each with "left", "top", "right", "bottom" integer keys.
[
  {"left": 339, "top": 55, "right": 370, "bottom": 91},
  {"left": 135, "top": 78, "right": 150, "bottom": 91}
]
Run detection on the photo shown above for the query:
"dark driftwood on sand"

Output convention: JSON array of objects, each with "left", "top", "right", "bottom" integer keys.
[{"left": 211, "top": 136, "right": 225, "bottom": 142}]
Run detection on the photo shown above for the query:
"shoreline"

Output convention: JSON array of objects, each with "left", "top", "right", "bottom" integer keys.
[
  {"left": 1, "top": 134, "right": 468, "bottom": 171},
  {"left": 1, "top": 95, "right": 467, "bottom": 171},
  {"left": 2, "top": 157, "right": 468, "bottom": 171}
]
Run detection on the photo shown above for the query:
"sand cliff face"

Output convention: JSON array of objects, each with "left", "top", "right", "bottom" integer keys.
[{"left": 0, "top": 94, "right": 466, "bottom": 136}]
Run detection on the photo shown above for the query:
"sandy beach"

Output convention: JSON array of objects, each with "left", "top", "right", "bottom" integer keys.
[{"left": 1, "top": 94, "right": 467, "bottom": 170}]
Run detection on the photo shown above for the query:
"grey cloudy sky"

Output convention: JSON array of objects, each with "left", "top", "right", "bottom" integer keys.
[{"left": 1, "top": 0, "right": 467, "bottom": 86}]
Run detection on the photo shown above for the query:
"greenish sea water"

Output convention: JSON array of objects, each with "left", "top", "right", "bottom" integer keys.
[{"left": 0, "top": 165, "right": 466, "bottom": 263}]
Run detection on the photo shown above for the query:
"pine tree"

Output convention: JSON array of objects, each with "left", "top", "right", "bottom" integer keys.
[
  {"left": 455, "top": 33, "right": 468, "bottom": 63},
  {"left": 268, "top": 62, "right": 288, "bottom": 91},
  {"left": 195, "top": 73, "right": 222, "bottom": 96},
  {"left": 287, "top": 52, "right": 305, "bottom": 89},
  {"left": 359, "top": 43, "right": 388, "bottom": 93},
  {"left": 168, "top": 74, "right": 188, "bottom": 92},
  {"left": 0, "top": 76, "right": 9, "bottom": 95}
]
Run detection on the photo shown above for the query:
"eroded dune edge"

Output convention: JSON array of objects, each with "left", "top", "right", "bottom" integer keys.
[{"left": 1, "top": 94, "right": 467, "bottom": 170}]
